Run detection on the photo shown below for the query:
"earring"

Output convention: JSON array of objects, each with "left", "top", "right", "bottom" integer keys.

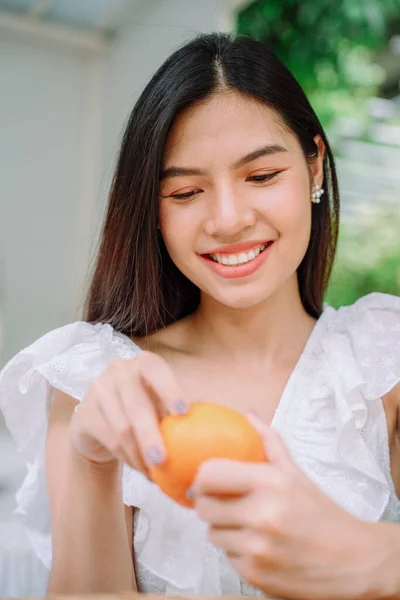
[{"left": 311, "top": 184, "right": 324, "bottom": 204}]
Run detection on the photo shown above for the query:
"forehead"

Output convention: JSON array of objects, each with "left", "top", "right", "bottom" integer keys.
[{"left": 163, "top": 91, "right": 296, "bottom": 163}]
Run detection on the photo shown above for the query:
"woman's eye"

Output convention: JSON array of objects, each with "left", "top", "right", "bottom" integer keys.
[
  {"left": 247, "top": 171, "right": 280, "bottom": 183},
  {"left": 170, "top": 189, "right": 202, "bottom": 200},
  {"left": 168, "top": 172, "right": 280, "bottom": 199}
]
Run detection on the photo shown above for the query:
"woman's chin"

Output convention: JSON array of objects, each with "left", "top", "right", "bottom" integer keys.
[{"left": 204, "top": 286, "right": 278, "bottom": 311}]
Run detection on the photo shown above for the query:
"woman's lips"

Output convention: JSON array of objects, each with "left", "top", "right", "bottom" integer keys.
[
  {"left": 203, "top": 239, "right": 272, "bottom": 255},
  {"left": 200, "top": 241, "right": 274, "bottom": 279}
]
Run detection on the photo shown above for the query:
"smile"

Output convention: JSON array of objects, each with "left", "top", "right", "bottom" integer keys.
[
  {"left": 200, "top": 241, "right": 274, "bottom": 279},
  {"left": 207, "top": 242, "right": 270, "bottom": 266}
]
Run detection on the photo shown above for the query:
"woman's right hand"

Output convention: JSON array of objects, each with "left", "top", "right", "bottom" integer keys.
[{"left": 68, "top": 352, "right": 188, "bottom": 473}]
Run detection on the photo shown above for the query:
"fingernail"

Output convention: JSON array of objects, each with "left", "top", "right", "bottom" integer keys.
[
  {"left": 147, "top": 446, "right": 165, "bottom": 466},
  {"left": 174, "top": 399, "right": 189, "bottom": 415},
  {"left": 186, "top": 487, "right": 194, "bottom": 500}
]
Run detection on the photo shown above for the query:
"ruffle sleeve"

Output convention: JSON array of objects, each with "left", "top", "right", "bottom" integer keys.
[
  {"left": 0, "top": 322, "right": 139, "bottom": 570},
  {"left": 0, "top": 322, "right": 242, "bottom": 595},
  {"left": 288, "top": 293, "right": 400, "bottom": 523},
  {"left": 329, "top": 292, "right": 400, "bottom": 400}
]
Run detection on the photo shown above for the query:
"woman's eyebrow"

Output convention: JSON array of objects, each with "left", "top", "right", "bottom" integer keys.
[
  {"left": 232, "top": 143, "right": 288, "bottom": 169},
  {"left": 160, "top": 143, "right": 288, "bottom": 181},
  {"left": 160, "top": 166, "right": 204, "bottom": 180}
]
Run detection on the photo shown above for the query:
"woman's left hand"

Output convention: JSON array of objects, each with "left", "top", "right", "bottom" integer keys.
[{"left": 191, "top": 416, "right": 388, "bottom": 600}]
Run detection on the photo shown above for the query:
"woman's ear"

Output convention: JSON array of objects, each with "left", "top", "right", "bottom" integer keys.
[{"left": 311, "top": 134, "right": 326, "bottom": 186}]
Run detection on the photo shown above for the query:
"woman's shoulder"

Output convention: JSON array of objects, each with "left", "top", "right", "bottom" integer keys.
[
  {"left": 0, "top": 321, "right": 142, "bottom": 406},
  {"left": 327, "top": 292, "right": 400, "bottom": 326},
  {"left": 7, "top": 320, "right": 142, "bottom": 361},
  {"left": 319, "top": 292, "right": 400, "bottom": 400},
  {"left": 324, "top": 292, "right": 399, "bottom": 347}
]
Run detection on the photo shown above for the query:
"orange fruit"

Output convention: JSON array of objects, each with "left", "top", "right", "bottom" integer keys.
[{"left": 149, "top": 402, "right": 266, "bottom": 508}]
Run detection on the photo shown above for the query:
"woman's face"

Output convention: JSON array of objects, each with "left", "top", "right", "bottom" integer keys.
[{"left": 159, "top": 92, "right": 324, "bottom": 310}]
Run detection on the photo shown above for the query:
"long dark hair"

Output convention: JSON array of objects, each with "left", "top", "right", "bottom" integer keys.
[{"left": 85, "top": 32, "right": 340, "bottom": 337}]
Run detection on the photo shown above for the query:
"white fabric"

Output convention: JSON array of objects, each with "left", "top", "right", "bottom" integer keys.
[{"left": 0, "top": 292, "right": 399, "bottom": 596}]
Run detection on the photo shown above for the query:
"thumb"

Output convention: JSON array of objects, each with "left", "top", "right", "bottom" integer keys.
[{"left": 246, "top": 412, "right": 293, "bottom": 467}]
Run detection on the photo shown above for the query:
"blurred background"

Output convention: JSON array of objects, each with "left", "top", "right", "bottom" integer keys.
[
  {"left": 237, "top": 0, "right": 400, "bottom": 307},
  {"left": 0, "top": 0, "right": 399, "bottom": 595}
]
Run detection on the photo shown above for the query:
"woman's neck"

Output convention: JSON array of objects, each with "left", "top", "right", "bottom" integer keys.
[{"left": 191, "top": 276, "right": 317, "bottom": 364}]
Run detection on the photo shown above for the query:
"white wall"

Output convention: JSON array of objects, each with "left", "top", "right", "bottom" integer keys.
[
  {"left": 0, "top": 36, "right": 89, "bottom": 365},
  {"left": 0, "top": 0, "right": 244, "bottom": 367},
  {"left": 100, "top": 0, "right": 236, "bottom": 209}
]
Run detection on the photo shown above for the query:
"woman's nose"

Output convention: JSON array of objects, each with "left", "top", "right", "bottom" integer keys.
[{"left": 204, "top": 187, "right": 256, "bottom": 236}]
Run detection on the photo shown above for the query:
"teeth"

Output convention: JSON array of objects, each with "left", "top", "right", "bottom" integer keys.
[
  {"left": 217, "top": 254, "right": 229, "bottom": 265},
  {"left": 210, "top": 243, "right": 268, "bottom": 266}
]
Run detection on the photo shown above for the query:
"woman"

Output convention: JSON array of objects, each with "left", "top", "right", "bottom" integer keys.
[{"left": 0, "top": 32, "right": 399, "bottom": 598}]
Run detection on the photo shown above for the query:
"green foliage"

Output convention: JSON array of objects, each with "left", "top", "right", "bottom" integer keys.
[
  {"left": 238, "top": 0, "right": 400, "bottom": 306},
  {"left": 325, "top": 205, "right": 400, "bottom": 306},
  {"left": 237, "top": 0, "right": 400, "bottom": 127}
]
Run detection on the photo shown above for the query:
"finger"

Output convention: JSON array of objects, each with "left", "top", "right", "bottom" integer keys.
[
  {"left": 136, "top": 352, "right": 189, "bottom": 415},
  {"left": 118, "top": 373, "right": 168, "bottom": 468},
  {"left": 208, "top": 526, "right": 245, "bottom": 556},
  {"left": 192, "top": 459, "right": 271, "bottom": 497},
  {"left": 208, "top": 526, "right": 270, "bottom": 564},
  {"left": 83, "top": 400, "right": 137, "bottom": 469},
  {"left": 195, "top": 486, "right": 287, "bottom": 535},
  {"left": 246, "top": 413, "right": 293, "bottom": 467},
  {"left": 195, "top": 493, "right": 248, "bottom": 528},
  {"left": 96, "top": 381, "right": 148, "bottom": 474}
]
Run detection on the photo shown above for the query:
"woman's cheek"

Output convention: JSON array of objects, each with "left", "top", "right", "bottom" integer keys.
[
  {"left": 268, "top": 189, "right": 312, "bottom": 267},
  {"left": 270, "top": 180, "right": 311, "bottom": 234},
  {"left": 161, "top": 213, "right": 197, "bottom": 268}
]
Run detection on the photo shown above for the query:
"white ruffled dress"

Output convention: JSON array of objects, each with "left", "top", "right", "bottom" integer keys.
[{"left": 0, "top": 292, "right": 400, "bottom": 596}]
